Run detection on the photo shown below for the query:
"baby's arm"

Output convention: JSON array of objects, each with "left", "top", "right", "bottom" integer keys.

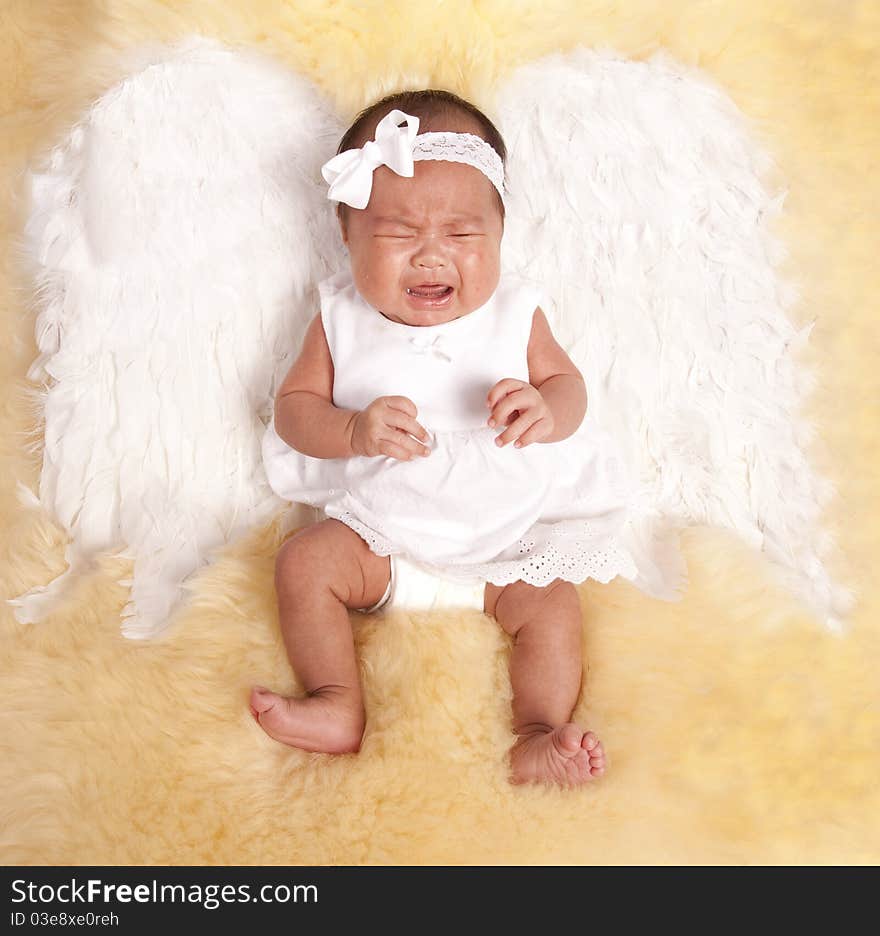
[
  {"left": 274, "top": 313, "right": 357, "bottom": 458},
  {"left": 274, "top": 313, "right": 430, "bottom": 460},
  {"left": 526, "top": 307, "right": 588, "bottom": 440},
  {"left": 487, "top": 307, "right": 587, "bottom": 448}
]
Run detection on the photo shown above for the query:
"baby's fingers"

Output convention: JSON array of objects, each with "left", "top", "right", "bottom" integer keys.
[
  {"left": 495, "top": 410, "right": 539, "bottom": 448},
  {"left": 488, "top": 386, "right": 533, "bottom": 429},
  {"left": 384, "top": 395, "right": 419, "bottom": 419},
  {"left": 378, "top": 435, "right": 423, "bottom": 462},
  {"left": 387, "top": 414, "right": 431, "bottom": 456},
  {"left": 486, "top": 378, "right": 527, "bottom": 410},
  {"left": 509, "top": 416, "right": 552, "bottom": 448}
]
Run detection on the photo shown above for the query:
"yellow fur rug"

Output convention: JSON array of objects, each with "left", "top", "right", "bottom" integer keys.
[{"left": 1, "top": 0, "right": 877, "bottom": 865}]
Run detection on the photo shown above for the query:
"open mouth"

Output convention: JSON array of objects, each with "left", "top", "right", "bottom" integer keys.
[{"left": 406, "top": 285, "right": 453, "bottom": 298}]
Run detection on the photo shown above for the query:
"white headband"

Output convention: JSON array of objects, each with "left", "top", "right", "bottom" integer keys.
[{"left": 321, "top": 109, "right": 505, "bottom": 210}]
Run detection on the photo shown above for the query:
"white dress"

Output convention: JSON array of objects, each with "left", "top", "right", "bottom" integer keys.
[{"left": 261, "top": 268, "right": 641, "bottom": 588}]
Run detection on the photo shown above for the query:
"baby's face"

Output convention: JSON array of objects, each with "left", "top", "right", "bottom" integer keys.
[{"left": 339, "top": 158, "right": 503, "bottom": 327}]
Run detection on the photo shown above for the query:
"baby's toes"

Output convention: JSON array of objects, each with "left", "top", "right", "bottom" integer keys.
[
  {"left": 555, "top": 723, "right": 586, "bottom": 757},
  {"left": 570, "top": 748, "right": 597, "bottom": 781},
  {"left": 581, "top": 733, "right": 606, "bottom": 774},
  {"left": 249, "top": 686, "right": 278, "bottom": 717}
]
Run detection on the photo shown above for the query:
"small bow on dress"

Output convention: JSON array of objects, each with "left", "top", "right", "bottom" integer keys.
[{"left": 408, "top": 333, "right": 453, "bottom": 363}]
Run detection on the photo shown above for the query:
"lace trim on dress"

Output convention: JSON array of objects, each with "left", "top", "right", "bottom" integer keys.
[
  {"left": 331, "top": 510, "right": 639, "bottom": 589},
  {"left": 331, "top": 510, "right": 398, "bottom": 557}
]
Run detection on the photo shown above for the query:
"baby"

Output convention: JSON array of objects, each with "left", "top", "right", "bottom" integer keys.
[{"left": 251, "top": 89, "right": 616, "bottom": 787}]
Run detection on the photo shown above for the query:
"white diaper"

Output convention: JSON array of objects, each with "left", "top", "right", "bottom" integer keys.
[{"left": 356, "top": 554, "right": 485, "bottom": 614}]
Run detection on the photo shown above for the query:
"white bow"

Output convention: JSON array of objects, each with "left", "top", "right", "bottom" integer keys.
[
  {"left": 321, "top": 110, "right": 420, "bottom": 209},
  {"left": 408, "top": 333, "right": 453, "bottom": 363}
]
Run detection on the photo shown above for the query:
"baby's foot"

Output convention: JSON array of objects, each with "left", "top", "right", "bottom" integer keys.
[
  {"left": 249, "top": 685, "right": 364, "bottom": 753},
  {"left": 509, "top": 723, "right": 606, "bottom": 787}
]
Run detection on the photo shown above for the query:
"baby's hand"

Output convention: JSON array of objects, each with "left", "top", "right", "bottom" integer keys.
[
  {"left": 486, "top": 378, "right": 555, "bottom": 449},
  {"left": 350, "top": 396, "right": 432, "bottom": 461}
]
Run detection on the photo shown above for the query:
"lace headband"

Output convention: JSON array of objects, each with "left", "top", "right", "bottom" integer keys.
[{"left": 321, "top": 109, "right": 505, "bottom": 210}]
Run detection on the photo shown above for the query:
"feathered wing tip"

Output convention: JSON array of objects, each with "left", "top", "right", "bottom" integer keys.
[
  {"left": 11, "top": 35, "right": 343, "bottom": 638},
  {"left": 118, "top": 543, "right": 194, "bottom": 640},
  {"left": 6, "top": 540, "right": 93, "bottom": 624},
  {"left": 493, "top": 46, "right": 855, "bottom": 630}
]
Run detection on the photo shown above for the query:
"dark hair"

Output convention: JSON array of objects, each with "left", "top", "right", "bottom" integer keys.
[{"left": 334, "top": 88, "right": 506, "bottom": 228}]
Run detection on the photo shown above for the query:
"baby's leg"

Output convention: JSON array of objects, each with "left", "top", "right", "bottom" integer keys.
[
  {"left": 250, "top": 518, "right": 391, "bottom": 753},
  {"left": 484, "top": 579, "right": 607, "bottom": 786}
]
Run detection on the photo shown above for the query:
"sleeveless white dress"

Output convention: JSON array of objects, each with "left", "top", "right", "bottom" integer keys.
[{"left": 261, "top": 268, "right": 641, "bottom": 588}]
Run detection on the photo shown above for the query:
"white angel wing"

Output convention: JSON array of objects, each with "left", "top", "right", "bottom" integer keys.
[
  {"left": 8, "top": 36, "right": 342, "bottom": 638},
  {"left": 495, "top": 46, "right": 856, "bottom": 630}
]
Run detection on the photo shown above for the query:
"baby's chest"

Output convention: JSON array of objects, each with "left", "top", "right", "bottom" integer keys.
[{"left": 331, "top": 339, "right": 529, "bottom": 432}]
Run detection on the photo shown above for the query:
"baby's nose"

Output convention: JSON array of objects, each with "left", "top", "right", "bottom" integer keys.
[
  {"left": 411, "top": 236, "right": 449, "bottom": 268},
  {"left": 416, "top": 256, "right": 446, "bottom": 270}
]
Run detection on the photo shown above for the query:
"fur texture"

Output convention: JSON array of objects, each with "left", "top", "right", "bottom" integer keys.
[{"left": 1, "top": 0, "right": 877, "bottom": 865}]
